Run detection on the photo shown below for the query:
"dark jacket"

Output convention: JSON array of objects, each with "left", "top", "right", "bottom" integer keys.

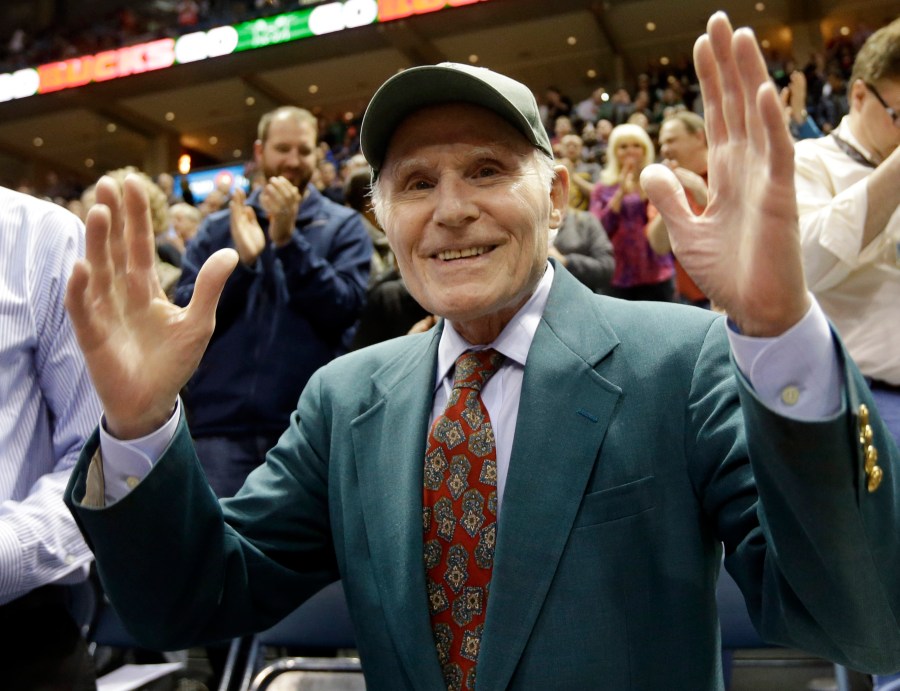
[
  {"left": 175, "top": 186, "right": 371, "bottom": 437},
  {"left": 68, "top": 264, "right": 900, "bottom": 688}
]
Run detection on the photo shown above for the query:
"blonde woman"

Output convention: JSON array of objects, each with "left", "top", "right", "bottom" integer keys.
[{"left": 589, "top": 123, "right": 674, "bottom": 300}]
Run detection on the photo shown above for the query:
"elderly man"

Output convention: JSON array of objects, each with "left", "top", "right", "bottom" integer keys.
[
  {"left": 64, "top": 13, "right": 899, "bottom": 691},
  {"left": 794, "top": 18, "right": 900, "bottom": 449}
]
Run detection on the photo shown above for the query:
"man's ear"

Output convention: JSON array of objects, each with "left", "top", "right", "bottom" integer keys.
[
  {"left": 849, "top": 79, "right": 867, "bottom": 112},
  {"left": 550, "top": 164, "right": 569, "bottom": 229},
  {"left": 252, "top": 139, "right": 264, "bottom": 164}
]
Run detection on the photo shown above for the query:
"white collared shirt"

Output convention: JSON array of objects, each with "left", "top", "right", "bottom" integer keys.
[
  {"left": 795, "top": 116, "right": 900, "bottom": 384},
  {"left": 431, "top": 264, "right": 554, "bottom": 515},
  {"left": 0, "top": 188, "right": 102, "bottom": 602}
]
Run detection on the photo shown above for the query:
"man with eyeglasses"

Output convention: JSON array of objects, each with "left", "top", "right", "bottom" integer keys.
[{"left": 795, "top": 18, "right": 900, "bottom": 458}]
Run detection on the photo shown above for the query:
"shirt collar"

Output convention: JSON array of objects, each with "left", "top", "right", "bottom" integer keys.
[
  {"left": 836, "top": 116, "right": 877, "bottom": 164},
  {"left": 434, "top": 262, "right": 555, "bottom": 390}
]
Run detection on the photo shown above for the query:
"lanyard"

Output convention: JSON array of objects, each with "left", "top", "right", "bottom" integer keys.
[{"left": 830, "top": 133, "right": 877, "bottom": 168}]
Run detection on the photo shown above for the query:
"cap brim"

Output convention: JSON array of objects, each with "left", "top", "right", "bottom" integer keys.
[{"left": 360, "top": 64, "right": 551, "bottom": 176}]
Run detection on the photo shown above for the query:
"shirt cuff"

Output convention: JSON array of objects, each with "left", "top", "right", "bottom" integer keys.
[
  {"left": 727, "top": 297, "right": 842, "bottom": 420},
  {"left": 98, "top": 399, "right": 182, "bottom": 504},
  {"left": 0, "top": 522, "right": 23, "bottom": 603}
]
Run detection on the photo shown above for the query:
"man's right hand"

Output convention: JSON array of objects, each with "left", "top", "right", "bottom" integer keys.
[{"left": 65, "top": 175, "right": 237, "bottom": 440}]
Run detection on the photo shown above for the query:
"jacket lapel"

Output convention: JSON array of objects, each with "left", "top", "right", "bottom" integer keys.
[
  {"left": 477, "top": 268, "right": 623, "bottom": 691},
  {"left": 351, "top": 327, "right": 447, "bottom": 689}
]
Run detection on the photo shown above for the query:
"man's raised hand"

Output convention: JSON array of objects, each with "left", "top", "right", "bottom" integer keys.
[
  {"left": 65, "top": 174, "right": 237, "bottom": 439},
  {"left": 642, "top": 12, "right": 810, "bottom": 337}
]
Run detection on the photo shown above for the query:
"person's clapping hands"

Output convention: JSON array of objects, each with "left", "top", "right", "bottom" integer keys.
[{"left": 260, "top": 175, "right": 302, "bottom": 246}]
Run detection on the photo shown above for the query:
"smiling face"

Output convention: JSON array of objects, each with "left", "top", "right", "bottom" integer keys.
[
  {"left": 659, "top": 118, "right": 707, "bottom": 174},
  {"left": 254, "top": 113, "right": 318, "bottom": 191},
  {"left": 375, "top": 103, "right": 567, "bottom": 344}
]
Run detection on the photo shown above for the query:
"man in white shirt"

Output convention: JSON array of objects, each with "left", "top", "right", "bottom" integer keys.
[
  {"left": 62, "top": 13, "right": 899, "bottom": 690},
  {"left": 794, "top": 18, "right": 900, "bottom": 449},
  {"left": 0, "top": 186, "right": 102, "bottom": 689}
]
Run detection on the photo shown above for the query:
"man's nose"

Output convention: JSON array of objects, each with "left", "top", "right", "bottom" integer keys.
[
  {"left": 284, "top": 149, "right": 302, "bottom": 167},
  {"left": 432, "top": 176, "right": 480, "bottom": 227}
]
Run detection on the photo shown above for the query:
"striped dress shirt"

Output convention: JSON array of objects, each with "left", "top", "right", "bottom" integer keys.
[{"left": 0, "top": 187, "right": 102, "bottom": 605}]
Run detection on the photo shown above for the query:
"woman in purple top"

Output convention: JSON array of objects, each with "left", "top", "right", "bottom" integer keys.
[{"left": 589, "top": 123, "right": 675, "bottom": 301}]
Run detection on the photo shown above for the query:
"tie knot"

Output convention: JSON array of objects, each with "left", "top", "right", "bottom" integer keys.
[{"left": 451, "top": 349, "right": 505, "bottom": 391}]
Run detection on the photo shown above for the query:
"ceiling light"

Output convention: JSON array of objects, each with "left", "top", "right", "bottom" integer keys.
[
  {"left": 308, "top": 84, "right": 319, "bottom": 94},
  {"left": 245, "top": 96, "right": 255, "bottom": 106},
  {"left": 468, "top": 54, "right": 479, "bottom": 64},
  {"left": 165, "top": 112, "right": 175, "bottom": 121},
  {"left": 85, "top": 158, "right": 94, "bottom": 168},
  {"left": 344, "top": 111, "right": 354, "bottom": 121},
  {"left": 660, "top": 56, "right": 670, "bottom": 66},
  {"left": 567, "top": 36, "right": 577, "bottom": 46},
  {"left": 761, "top": 39, "right": 771, "bottom": 48},
  {"left": 32, "top": 137, "right": 43, "bottom": 147},
  {"left": 600, "top": 92, "right": 610, "bottom": 102},
  {"left": 586, "top": 69, "right": 597, "bottom": 79},
  {"left": 233, "top": 149, "right": 242, "bottom": 158},
  {"left": 840, "top": 26, "right": 850, "bottom": 36},
  {"left": 106, "top": 123, "right": 117, "bottom": 133},
  {"left": 755, "top": 2, "right": 765, "bottom": 11},
  {"left": 646, "top": 22, "right": 656, "bottom": 32},
  {"left": 209, "top": 136, "right": 218, "bottom": 145}
]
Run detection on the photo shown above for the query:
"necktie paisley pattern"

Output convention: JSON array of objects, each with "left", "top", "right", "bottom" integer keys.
[{"left": 423, "top": 349, "right": 505, "bottom": 691}]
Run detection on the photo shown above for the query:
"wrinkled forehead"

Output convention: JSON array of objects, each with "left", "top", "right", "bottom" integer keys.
[{"left": 381, "top": 103, "right": 536, "bottom": 175}]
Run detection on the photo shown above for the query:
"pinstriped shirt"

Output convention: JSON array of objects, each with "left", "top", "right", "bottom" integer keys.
[{"left": 0, "top": 187, "right": 102, "bottom": 605}]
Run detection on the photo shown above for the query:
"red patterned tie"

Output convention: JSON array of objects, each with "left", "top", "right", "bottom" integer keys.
[{"left": 423, "top": 348, "right": 505, "bottom": 691}]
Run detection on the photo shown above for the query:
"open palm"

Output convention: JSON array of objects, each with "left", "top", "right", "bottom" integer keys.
[
  {"left": 65, "top": 175, "right": 237, "bottom": 439},
  {"left": 642, "top": 13, "right": 809, "bottom": 337}
]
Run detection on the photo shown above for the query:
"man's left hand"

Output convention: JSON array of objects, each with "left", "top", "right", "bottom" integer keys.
[{"left": 642, "top": 12, "right": 810, "bottom": 337}]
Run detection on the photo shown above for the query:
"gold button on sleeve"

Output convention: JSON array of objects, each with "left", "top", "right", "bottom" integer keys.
[
  {"left": 865, "top": 446, "right": 879, "bottom": 473},
  {"left": 861, "top": 424, "right": 874, "bottom": 447},
  {"left": 858, "top": 404, "right": 870, "bottom": 427},
  {"left": 867, "top": 465, "right": 883, "bottom": 493}
]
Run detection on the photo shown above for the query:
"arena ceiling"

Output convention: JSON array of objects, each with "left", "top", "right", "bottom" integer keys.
[{"left": 0, "top": 0, "right": 894, "bottom": 189}]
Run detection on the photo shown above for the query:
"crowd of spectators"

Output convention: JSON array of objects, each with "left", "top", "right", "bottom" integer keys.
[
  {"left": 4, "top": 6, "right": 893, "bottom": 273},
  {"left": 0, "top": 0, "right": 293, "bottom": 74}
]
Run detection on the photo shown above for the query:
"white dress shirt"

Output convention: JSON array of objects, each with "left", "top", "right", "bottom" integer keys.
[
  {"left": 99, "top": 262, "right": 842, "bottom": 513},
  {"left": 0, "top": 188, "right": 102, "bottom": 604},
  {"left": 795, "top": 116, "right": 900, "bottom": 384}
]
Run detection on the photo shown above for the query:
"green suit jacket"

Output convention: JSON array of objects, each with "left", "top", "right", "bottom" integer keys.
[{"left": 66, "top": 264, "right": 900, "bottom": 690}]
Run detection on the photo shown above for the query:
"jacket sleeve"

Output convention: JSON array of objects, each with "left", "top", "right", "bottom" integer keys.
[
  {"left": 724, "top": 328, "right": 900, "bottom": 673},
  {"left": 64, "top": 373, "right": 341, "bottom": 650}
]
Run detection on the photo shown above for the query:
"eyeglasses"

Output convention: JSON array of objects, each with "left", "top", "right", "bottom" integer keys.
[{"left": 864, "top": 82, "right": 900, "bottom": 128}]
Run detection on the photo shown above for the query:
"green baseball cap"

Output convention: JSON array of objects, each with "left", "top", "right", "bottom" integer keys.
[{"left": 360, "top": 62, "right": 553, "bottom": 179}]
